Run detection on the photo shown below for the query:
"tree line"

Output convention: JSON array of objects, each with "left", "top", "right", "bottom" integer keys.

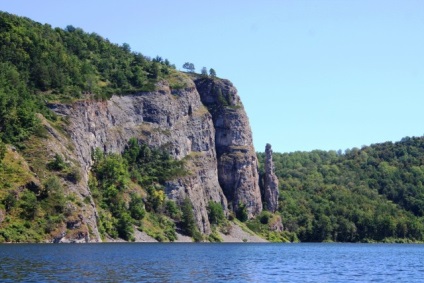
[{"left": 257, "top": 137, "right": 424, "bottom": 242}]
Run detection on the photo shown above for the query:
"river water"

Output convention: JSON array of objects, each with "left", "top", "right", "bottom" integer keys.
[{"left": 0, "top": 243, "right": 423, "bottom": 282}]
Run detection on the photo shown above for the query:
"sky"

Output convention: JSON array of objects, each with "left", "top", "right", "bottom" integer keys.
[{"left": 2, "top": 0, "right": 424, "bottom": 153}]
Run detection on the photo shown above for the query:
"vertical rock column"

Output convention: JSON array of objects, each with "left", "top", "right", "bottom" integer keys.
[
  {"left": 263, "top": 143, "right": 279, "bottom": 212},
  {"left": 194, "top": 77, "right": 262, "bottom": 218}
]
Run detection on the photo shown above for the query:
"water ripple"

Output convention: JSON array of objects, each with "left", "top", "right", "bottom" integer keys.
[{"left": 0, "top": 243, "right": 423, "bottom": 282}]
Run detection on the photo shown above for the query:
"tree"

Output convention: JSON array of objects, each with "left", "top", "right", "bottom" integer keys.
[
  {"left": 209, "top": 68, "right": 216, "bottom": 78},
  {"left": 236, "top": 202, "right": 248, "bottom": 222},
  {"left": 121, "top": 43, "right": 131, "bottom": 53},
  {"left": 182, "top": 62, "right": 195, "bottom": 73},
  {"left": 207, "top": 201, "right": 225, "bottom": 225},
  {"left": 201, "top": 67, "right": 208, "bottom": 77},
  {"left": 181, "top": 198, "right": 202, "bottom": 241},
  {"left": 0, "top": 140, "right": 5, "bottom": 166}
]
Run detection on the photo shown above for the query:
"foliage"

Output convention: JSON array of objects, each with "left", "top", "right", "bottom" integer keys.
[
  {"left": 0, "top": 12, "right": 177, "bottom": 100},
  {"left": 0, "top": 140, "right": 5, "bottom": 165},
  {"left": 129, "top": 194, "right": 145, "bottom": 221},
  {"left": 0, "top": 11, "right": 182, "bottom": 147},
  {"left": 236, "top": 202, "right": 248, "bottom": 222},
  {"left": 0, "top": 173, "right": 76, "bottom": 242},
  {"left": 257, "top": 136, "right": 424, "bottom": 242},
  {"left": 181, "top": 197, "right": 202, "bottom": 241},
  {"left": 0, "top": 62, "right": 41, "bottom": 144},
  {"left": 90, "top": 139, "right": 188, "bottom": 241},
  {"left": 123, "top": 138, "right": 186, "bottom": 186},
  {"left": 207, "top": 201, "right": 226, "bottom": 225},
  {"left": 47, "top": 153, "right": 67, "bottom": 171},
  {"left": 182, "top": 62, "right": 195, "bottom": 73},
  {"left": 209, "top": 68, "right": 216, "bottom": 78}
]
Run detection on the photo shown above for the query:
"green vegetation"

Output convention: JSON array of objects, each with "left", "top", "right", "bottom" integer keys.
[
  {"left": 90, "top": 139, "right": 188, "bottom": 241},
  {"left": 0, "top": 11, "right": 179, "bottom": 102},
  {"left": 182, "top": 62, "right": 195, "bottom": 73},
  {"left": 246, "top": 211, "right": 298, "bottom": 242},
  {"left": 180, "top": 198, "right": 202, "bottom": 242},
  {"left": 0, "top": 10, "right": 184, "bottom": 158},
  {"left": 0, "top": 12, "right": 191, "bottom": 242},
  {"left": 257, "top": 136, "right": 424, "bottom": 242},
  {"left": 0, "top": 171, "right": 76, "bottom": 243}
]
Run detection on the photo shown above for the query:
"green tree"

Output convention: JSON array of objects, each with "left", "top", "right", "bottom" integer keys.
[
  {"left": 207, "top": 201, "right": 225, "bottom": 225},
  {"left": 182, "top": 62, "right": 195, "bottom": 73},
  {"left": 209, "top": 68, "right": 216, "bottom": 78},
  {"left": 236, "top": 202, "right": 248, "bottom": 222},
  {"left": 129, "top": 194, "right": 145, "bottom": 220},
  {"left": 181, "top": 198, "right": 202, "bottom": 241}
]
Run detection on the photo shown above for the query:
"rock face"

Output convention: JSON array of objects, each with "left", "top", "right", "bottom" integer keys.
[
  {"left": 51, "top": 77, "right": 261, "bottom": 237},
  {"left": 194, "top": 78, "right": 262, "bottom": 217},
  {"left": 262, "top": 143, "right": 279, "bottom": 212}
]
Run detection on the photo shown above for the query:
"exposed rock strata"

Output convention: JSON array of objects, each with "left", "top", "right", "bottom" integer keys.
[
  {"left": 263, "top": 143, "right": 279, "bottom": 212},
  {"left": 50, "top": 77, "right": 261, "bottom": 239},
  {"left": 194, "top": 78, "right": 262, "bottom": 217}
]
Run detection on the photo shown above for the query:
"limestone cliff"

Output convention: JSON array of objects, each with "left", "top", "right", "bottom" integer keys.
[
  {"left": 50, "top": 76, "right": 261, "bottom": 239},
  {"left": 193, "top": 78, "right": 262, "bottom": 217},
  {"left": 262, "top": 143, "right": 279, "bottom": 212}
]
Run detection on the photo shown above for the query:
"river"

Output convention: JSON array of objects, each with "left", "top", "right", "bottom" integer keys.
[{"left": 0, "top": 243, "right": 423, "bottom": 282}]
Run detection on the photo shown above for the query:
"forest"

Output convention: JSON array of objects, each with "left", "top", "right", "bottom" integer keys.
[
  {"left": 0, "top": 10, "right": 180, "bottom": 145},
  {"left": 257, "top": 137, "right": 424, "bottom": 242}
]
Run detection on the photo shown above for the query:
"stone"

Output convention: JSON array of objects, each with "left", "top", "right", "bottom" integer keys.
[
  {"left": 194, "top": 77, "right": 262, "bottom": 218},
  {"left": 263, "top": 143, "right": 279, "bottom": 212},
  {"left": 48, "top": 76, "right": 262, "bottom": 238}
]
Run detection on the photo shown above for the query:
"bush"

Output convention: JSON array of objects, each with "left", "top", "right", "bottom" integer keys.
[
  {"left": 207, "top": 201, "right": 225, "bottom": 225},
  {"left": 260, "top": 211, "right": 271, "bottom": 224},
  {"left": 66, "top": 167, "right": 81, "bottom": 184},
  {"left": 19, "top": 190, "right": 38, "bottom": 220},
  {"left": 129, "top": 194, "right": 145, "bottom": 220},
  {"left": 117, "top": 212, "right": 134, "bottom": 241},
  {"left": 47, "top": 154, "right": 67, "bottom": 171},
  {"left": 44, "top": 176, "right": 66, "bottom": 213},
  {"left": 236, "top": 203, "right": 248, "bottom": 222},
  {"left": 181, "top": 198, "right": 202, "bottom": 241},
  {"left": 165, "top": 200, "right": 181, "bottom": 220}
]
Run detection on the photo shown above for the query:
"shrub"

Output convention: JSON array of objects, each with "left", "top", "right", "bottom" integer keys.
[
  {"left": 181, "top": 198, "right": 202, "bottom": 241},
  {"left": 47, "top": 154, "right": 67, "bottom": 171},
  {"left": 236, "top": 203, "right": 248, "bottom": 222},
  {"left": 129, "top": 194, "right": 145, "bottom": 220},
  {"left": 207, "top": 201, "right": 225, "bottom": 225},
  {"left": 66, "top": 167, "right": 81, "bottom": 184},
  {"left": 165, "top": 200, "right": 181, "bottom": 220}
]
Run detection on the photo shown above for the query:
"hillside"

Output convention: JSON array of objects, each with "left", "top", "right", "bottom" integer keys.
[
  {"left": 257, "top": 137, "right": 424, "bottom": 242},
  {"left": 2, "top": 11, "right": 424, "bottom": 244},
  {"left": 0, "top": 12, "right": 267, "bottom": 243}
]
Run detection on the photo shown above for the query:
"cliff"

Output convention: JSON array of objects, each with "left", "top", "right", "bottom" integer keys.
[
  {"left": 0, "top": 12, "right": 265, "bottom": 242},
  {"left": 194, "top": 78, "right": 262, "bottom": 217},
  {"left": 49, "top": 76, "right": 262, "bottom": 240}
]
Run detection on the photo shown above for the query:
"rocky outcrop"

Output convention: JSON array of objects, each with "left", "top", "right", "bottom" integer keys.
[
  {"left": 51, "top": 79, "right": 227, "bottom": 235},
  {"left": 194, "top": 78, "right": 262, "bottom": 218},
  {"left": 262, "top": 143, "right": 279, "bottom": 212},
  {"left": 38, "top": 115, "right": 101, "bottom": 242},
  {"left": 50, "top": 76, "right": 262, "bottom": 238}
]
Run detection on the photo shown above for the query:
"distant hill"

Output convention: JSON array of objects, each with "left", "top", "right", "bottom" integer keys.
[{"left": 257, "top": 136, "right": 424, "bottom": 242}]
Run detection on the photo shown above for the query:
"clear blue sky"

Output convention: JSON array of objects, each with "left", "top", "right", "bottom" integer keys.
[{"left": 2, "top": 0, "right": 424, "bottom": 153}]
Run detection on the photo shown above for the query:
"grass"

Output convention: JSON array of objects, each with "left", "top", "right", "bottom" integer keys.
[{"left": 0, "top": 146, "right": 37, "bottom": 193}]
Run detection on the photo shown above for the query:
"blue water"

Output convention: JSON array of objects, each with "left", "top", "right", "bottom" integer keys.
[{"left": 0, "top": 243, "right": 423, "bottom": 282}]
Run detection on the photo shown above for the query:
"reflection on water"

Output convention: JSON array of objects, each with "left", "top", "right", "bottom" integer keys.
[{"left": 0, "top": 243, "right": 423, "bottom": 282}]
